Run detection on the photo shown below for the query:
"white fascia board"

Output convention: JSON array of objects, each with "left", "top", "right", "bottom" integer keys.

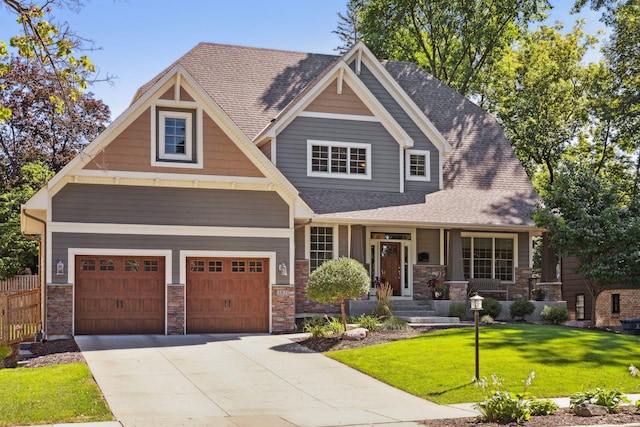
[
  {"left": 23, "top": 186, "right": 48, "bottom": 210},
  {"left": 265, "top": 61, "right": 413, "bottom": 148},
  {"left": 295, "top": 198, "right": 314, "bottom": 219},
  {"left": 343, "top": 42, "right": 452, "bottom": 154}
]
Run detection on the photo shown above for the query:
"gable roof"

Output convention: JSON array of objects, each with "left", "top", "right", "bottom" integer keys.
[{"left": 134, "top": 42, "right": 539, "bottom": 228}]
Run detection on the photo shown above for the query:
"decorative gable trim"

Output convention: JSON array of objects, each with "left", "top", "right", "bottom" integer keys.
[
  {"left": 263, "top": 60, "right": 413, "bottom": 148},
  {"left": 343, "top": 42, "right": 453, "bottom": 154},
  {"left": 43, "top": 65, "right": 314, "bottom": 218}
]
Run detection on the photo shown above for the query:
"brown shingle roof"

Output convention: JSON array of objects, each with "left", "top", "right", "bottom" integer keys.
[{"left": 135, "top": 42, "right": 538, "bottom": 227}]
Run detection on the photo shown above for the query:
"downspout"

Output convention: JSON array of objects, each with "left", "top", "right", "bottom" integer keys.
[{"left": 21, "top": 209, "right": 46, "bottom": 339}]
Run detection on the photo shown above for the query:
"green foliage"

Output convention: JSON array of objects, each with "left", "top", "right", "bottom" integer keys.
[
  {"left": 480, "top": 297, "right": 502, "bottom": 319},
  {"left": 307, "top": 257, "right": 370, "bottom": 331},
  {"left": 0, "top": 162, "right": 54, "bottom": 279},
  {"left": 373, "top": 282, "right": 393, "bottom": 319},
  {"left": 303, "top": 317, "right": 330, "bottom": 338},
  {"left": 540, "top": 305, "right": 569, "bottom": 325},
  {"left": 474, "top": 371, "right": 536, "bottom": 424},
  {"left": 534, "top": 165, "right": 640, "bottom": 324},
  {"left": 326, "top": 316, "right": 345, "bottom": 335},
  {"left": 570, "top": 387, "right": 629, "bottom": 412},
  {"left": 356, "top": 314, "right": 381, "bottom": 332},
  {"left": 449, "top": 302, "right": 468, "bottom": 320},
  {"left": 345, "top": 0, "right": 550, "bottom": 96},
  {"left": 509, "top": 300, "right": 536, "bottom": 321},
  {"left": 529, "top": 398, "right": 559, "bottom": 416},
  {"left": 381, "top": 315, "right": 410, "bottom": 331}
]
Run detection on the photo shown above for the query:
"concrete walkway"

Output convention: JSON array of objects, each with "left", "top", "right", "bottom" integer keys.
[{"left": 76, "top": 334, "right": 478, "bottom": 427}]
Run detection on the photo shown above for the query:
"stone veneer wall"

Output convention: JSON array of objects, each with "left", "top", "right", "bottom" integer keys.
[
  {"left": 595, "top": 289, "right": 640, "bottom": 329},
  {"left": 294, "top": 260, "right": 340, "bottom": 314},
  {"left": 46, "top": 285, "right": 72, "bottom": 336},
  {"left": 413, "top": 264, "right": 446, "bottom": 300},
  {"left": 272, "top": 286, "right": 295, "bottom": 332},
  {"left": 167, "top": 285, "right": 184, "bottom": 335},
  {"left": 511, "top": 268, "right": 533, "bottom": 300}
]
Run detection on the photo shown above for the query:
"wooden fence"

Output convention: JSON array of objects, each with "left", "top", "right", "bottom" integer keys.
[
  {"left": 0, "top": 289, "right": 41, "bottom": 346},
  {"left": 0, "top": 275, "right": 40, "bottom": 292}
]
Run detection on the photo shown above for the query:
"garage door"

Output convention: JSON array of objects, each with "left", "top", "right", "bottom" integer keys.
[
  {"left": 186, "top": 257, "right": 269, "bottom": 333},
  {"left": 75, "top": 256, "right": 165, "bottom": 335}
]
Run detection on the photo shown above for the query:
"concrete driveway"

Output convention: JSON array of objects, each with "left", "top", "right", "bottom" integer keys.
[{"left": 76, "top": 334, "right": 478, "bottom": 427}]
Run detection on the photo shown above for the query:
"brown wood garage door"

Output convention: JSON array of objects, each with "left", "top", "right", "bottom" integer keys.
[
  {"left": 186, "top": 257, "right": 269, "bottom": 333},
  {"left": 75, "top": 255, "right": 165, "bottom": 335}
]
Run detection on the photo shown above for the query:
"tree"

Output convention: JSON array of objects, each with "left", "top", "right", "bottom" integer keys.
[
  {"left": 534, "top": 165, "right": 640, "bottom": 326},
  {"left": 306, "top": 257, "right": 370, "bottom": 332},
  {"left": 0, "top": 162, "right": 54, "bottom": 279},
  {"left": 0, "top": 0, "right": 99, "bottom": 121},
  {"left": 0, "top": 56, "right": 110, "bottom": 187},
  {"left": 333, "top": 0, "right": 362, "bottom": 54},
  {"left": 337, "top": 0, "right": 550, "bottom": 96}
]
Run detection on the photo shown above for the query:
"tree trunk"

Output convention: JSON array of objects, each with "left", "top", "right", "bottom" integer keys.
[{"left": 340, "top": 298, "right": 347, "bottom": 334}]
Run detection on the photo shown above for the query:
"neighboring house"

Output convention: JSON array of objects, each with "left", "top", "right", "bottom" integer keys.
[
  {"left": 562, "top": 256, "right": 640, "bottom": 329},
  {"left": 21, "top": 42, "right": 547, "bottom": 337}
]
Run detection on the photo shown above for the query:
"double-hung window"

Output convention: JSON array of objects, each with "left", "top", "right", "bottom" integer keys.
[
  {"left": 309, "top": 226, "right": 335, "bottom": 271},
  {"left": 158, "top": 109, "right": 193, "bottom": 162},
  {"left": 307, "top": 140, "right": 371, "bottom": 179},
  {"left": 461, "top": 235, "right": 516, "bottom": 282},
  {"left": 405, "top": 149, "right": 430, "bottom": 181}
]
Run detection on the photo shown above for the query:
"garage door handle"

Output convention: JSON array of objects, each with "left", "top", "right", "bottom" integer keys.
[{"left": 224, "top": 299, "right": 232, "bottom": 308}]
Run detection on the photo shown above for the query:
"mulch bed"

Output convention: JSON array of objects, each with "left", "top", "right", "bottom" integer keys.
[{"left": 19, "top": 338, "right": 85, "bottom": 368}]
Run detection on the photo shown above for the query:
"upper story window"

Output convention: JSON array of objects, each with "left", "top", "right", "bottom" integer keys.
[
  {"left": 307, "top": 140, "right": 371, "bottom": 180},
  {"left": 152, "top": 105, "right": 203, "bottom": 169},
  {"left": 405, "top": 149, "right": 430, "bottom": 181}
]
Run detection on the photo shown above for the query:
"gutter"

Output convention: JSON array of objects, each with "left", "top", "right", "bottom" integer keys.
[{"left": 21, "top": 208, "right": 46, "bottom": 340}]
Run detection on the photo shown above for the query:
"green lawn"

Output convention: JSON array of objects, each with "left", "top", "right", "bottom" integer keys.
[
  {"left": 327, "top": 324, "right": 640, "bottom": 404},
  {"left": 0, "top": 363, "right": 113, "bottom": 426}
]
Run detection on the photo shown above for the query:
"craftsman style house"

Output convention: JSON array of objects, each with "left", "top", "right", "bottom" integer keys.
[{"left": 22, "top": 42, "right": 545, "bottom": 336}]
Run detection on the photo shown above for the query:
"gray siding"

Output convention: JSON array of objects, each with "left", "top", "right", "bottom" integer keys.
[
  {"left": 53, "top": 184, "right": 289, "bottom": 228},
  {"left": 416, "top": 228, "right": 440, "bottom": 265},
  {"left": 294, "top": 226, "right": 305, "bottom": 259},
  {"left": 276, "top": 116, "right": 399, "bottom": 192},
  {"left": 52, "top": 232, "right": 290, "bottom": 284},
  {"left": 354, "top": 63, "right": 441, "bottom": 193}
]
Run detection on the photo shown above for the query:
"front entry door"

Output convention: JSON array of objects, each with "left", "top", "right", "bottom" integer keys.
[{"left": 380, "top": 242, "right": 401, "bottom": 296}]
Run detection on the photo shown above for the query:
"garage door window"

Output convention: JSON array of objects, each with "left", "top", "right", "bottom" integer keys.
[
  {"left": 81, "top": 259, "right": 96, "bottom": 271},
  {"left": 190, "top": 260, "right": 205, "bottom": 272},
  {"left": 125, "top": 260, "right": 140, "bottom": 271},
  {"left": 208, "top": 260, "right": 222, "bottom": 272},
  {"left": 232, "top": 261, "right": 246, "bottom": 272},
  {"left": 249, "top": 261, "right": 263, "bottom": 273},
  {"left": 100, "top": 259, "right": 115, "bottom": 271},
  {"left": 144, "top": 260, "right": 159, "bottom": 271}
]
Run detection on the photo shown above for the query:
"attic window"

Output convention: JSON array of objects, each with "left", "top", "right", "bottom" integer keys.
[
  {"left": 307, "top": 140, "right": 371, "bottom": 180},
  {"left": 405, "top": 149, "right": 430, "bottom": 181},
  {"left": 152, "top": 106, "right": 202, "bottom": 168}
]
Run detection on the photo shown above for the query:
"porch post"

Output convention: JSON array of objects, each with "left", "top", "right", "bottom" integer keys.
[
  {"left": 447, "top": 229, "right": 465, "bottom": 281},
  {"left": 540, "top": 232, "right": 557, "bottom": 282}
]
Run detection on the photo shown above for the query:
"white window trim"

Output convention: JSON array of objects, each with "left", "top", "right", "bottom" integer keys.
[
  {"left": 151, "top": 106, "right": 203, "bottom": 169},
  {"left": 405, "top": 149, "right": 431, "bottom": 181},
  {"left": 159, "top": 110, "right": 192, "bottom": 161},
  {"left": 461, "top": 232, "right": 519, "bottom": 282},
  {"left": 305, "top": 224, "right": 339, "bottom": 269},
  {"left": 306, "top": 139, "right": 371, "bottom": 180}
]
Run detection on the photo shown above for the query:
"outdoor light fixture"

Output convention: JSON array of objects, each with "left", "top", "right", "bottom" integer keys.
[
  {"left": 470, "top": 294, "right": 484, "bottom": 380},
  {"left": 278, "top": 261, "right": 288, "bottom": 277},
  {"left": 56, "top": 260, "right": 65, "bottom": 276}
]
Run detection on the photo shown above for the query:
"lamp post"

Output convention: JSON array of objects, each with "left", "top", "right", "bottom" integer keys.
[{"left": 470, "top": 294, "right": 484, "bottom": 380}]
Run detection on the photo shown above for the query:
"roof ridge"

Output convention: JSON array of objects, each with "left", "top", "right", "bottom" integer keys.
[{"left": 195, "top": 41, "right": 339, "bottom": 58}]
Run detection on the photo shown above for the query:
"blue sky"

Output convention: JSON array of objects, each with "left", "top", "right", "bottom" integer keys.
[{"left": 0, "top": 1, "right": 604, "bottom": 119}]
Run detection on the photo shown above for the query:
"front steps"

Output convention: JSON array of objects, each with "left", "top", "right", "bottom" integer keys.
[{"left": 391, "top": 300, "right": 461, "bottom": 325}]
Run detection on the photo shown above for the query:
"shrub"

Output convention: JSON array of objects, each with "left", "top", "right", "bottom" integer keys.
[
  {"left": 374, "top": 282, "right": 393, "bottom": 319},
  {"left": 303, "top": 322, "right": 329, "bottom": 339},
  {"left": 510, "top": 300, "right": 535, "bottom": 321},
  {"left": 480, "top": 315, "right": 495, "bottom": 323},
  {"left": 529, "top": 399, "right": 559, "bottom": 416},
  {"left": 540, "top": 305, "right": 569, "bottom": 325},
  {"left": 357, "top": 314, "right": 381, "bottom": 332},
  {"left": 474, "top": 371, "right": 535, "bottom": 424},
  {"left": 381, "top": 315, "right": 411, "bottom": 331},
  {"left": 326, "top": 316, "right": 345, "bottom": 334},
  {"left": 569, "top": 388, "right": 629, "bottom": 413},
  {"left": 481, "top": 297, "right": 502, "bottom": 319},
  {"left": 449, "top": 302, "right": 468, "bottom": 320}
]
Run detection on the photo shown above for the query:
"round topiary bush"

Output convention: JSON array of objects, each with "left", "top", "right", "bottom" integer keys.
[
  {"left": 480, "top": 297, "right": 502, "bottom": 319},
  {"left": 540, "top": 305, "right": 569, "bottom": 325},
  {"left": 510, "top": 299, "right": 536, "bottom": 321}
]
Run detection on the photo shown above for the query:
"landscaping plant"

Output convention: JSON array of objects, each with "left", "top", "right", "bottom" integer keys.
[
  {"left": 540, "top": 305, "right": 569, "bottom": 325},
  {"left": 381, "top": 315, "right": 411, "bottom": 331},
  {"left": 510, "top": 300, "right": 535, "bottom": 321},
  {"left": 474, "top": 371, "right": 536, "bottom": 424},
  {"left": 529, "top": 398, "right": 559, "bottom": 416},
  {"left": 480, "top": 297, "right": 502, "bottom": 319},
  {"left": 449, "top": 302, "right": 468, "bottom": 320},
  {"left": 374, "top": 282, "right": 393, "bottom": 319},
  {"left": 306, "top": 257, "right": 370, "bottom": 332},
  {"left": 569, "top": 387, "right": 629, "bottom": 412},
  {"left": 356, "top": 314, "right": 381, "bottom": 332}
]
